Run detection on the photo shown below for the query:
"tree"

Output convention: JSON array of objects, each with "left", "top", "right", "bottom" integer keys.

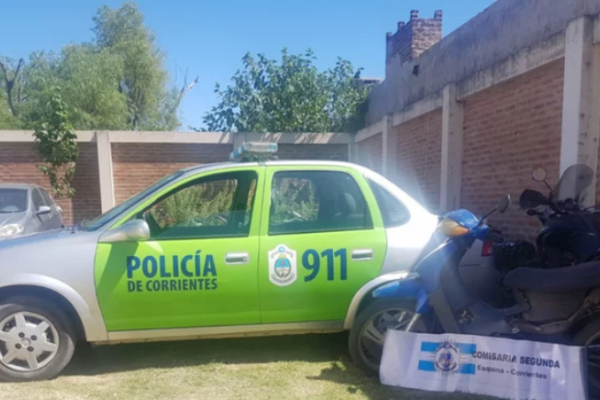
[
  {"left": 92, "top": 2, "right": 184, "bottom": 130},
  {"left": 33, "top": 88, "right": 78, "bottom": 198},
  {"left": 201, "top": 49, "right": 371, "bottom": 133},
  {"left": 17, "top": 48, "right": 129, "bottom": 130},
  {"left": 0, "top": 1, "right": 195, "bottom": 131},
  {"left": 0, "top": 57, "right": 25, "bottom": 120}
]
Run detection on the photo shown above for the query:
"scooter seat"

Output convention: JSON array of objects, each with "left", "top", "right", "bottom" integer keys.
[{"left": 502, "top": 261, "right": 600, "bottom": 292}]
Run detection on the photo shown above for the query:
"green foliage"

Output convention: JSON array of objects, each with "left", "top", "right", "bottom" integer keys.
[
  {"left": 33, "top": 88, "right": 78, "bottom": 198},
  {"left": 93, "top": 2, "right": 178, "bottom": 130},
  {"left": 151, "top": 181, "right": 237, "bottom": 228},
  {"left": 202, "top": 49, "right": 371, "bottom": 133},
  {"left": 0, "top": 1, "right": 181, "bottom": 131},
  {"left": 270, "top": 178, "right": 319, "bottom": 224}
]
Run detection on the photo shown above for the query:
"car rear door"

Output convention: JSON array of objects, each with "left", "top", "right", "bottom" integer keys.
[
  {"left": 257, "top": 165, "right": 387, "bottom": 324},
  {"left": 94, "top": 166, "right": 265, "bottom": 332}
]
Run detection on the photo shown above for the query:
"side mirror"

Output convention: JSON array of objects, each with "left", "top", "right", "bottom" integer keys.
[
  {"left": 519, "top": 189, "right": 549, "bottom": 210},
  {"left": 532, "top": 167, "right": 547, "bottom": 182},
  {"left": 497, "top": 195, "right": 511, "bottom": 214},
  {"left": 36, "top": 205, "right": 52, "bottom": 215},
  {"left": 99, "top": 219, "right": 150, "bottom": 243}
]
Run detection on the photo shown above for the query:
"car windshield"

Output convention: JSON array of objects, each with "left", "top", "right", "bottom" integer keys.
[
  {"left": 0, "top": 189, "right": 28, "bottom": 213},
  {"left": 80, "top": 171, "right": 185, "bottom": 231},
  {"left": 554, "top": 164, "right": 595, "bottom": 202}
]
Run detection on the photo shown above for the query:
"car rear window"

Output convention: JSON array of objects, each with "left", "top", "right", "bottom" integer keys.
[{"left": 368, "top": 179, "right": 410, "bottom": 227}]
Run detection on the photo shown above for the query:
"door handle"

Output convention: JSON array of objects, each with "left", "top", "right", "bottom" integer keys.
[
  {"left": 225, "top": 252, "right": 250, "bottom": 265},
  {"left": 352, "top": 249, "right": 373, "bottom": 261}
]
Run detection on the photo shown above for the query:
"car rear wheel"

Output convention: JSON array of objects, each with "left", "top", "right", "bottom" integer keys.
[
  {"left": 349, "top": 298, "right": 428, "bottom": 376},
  {"left": 0, "top": 296, "right": 75, "bottom": 382}
]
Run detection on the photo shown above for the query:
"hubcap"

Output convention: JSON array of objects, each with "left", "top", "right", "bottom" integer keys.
[
  {"left": 0, "top": 312, "right": 59, "bottom": 372},
  {"left": 359, "top": 308, "right": 422, "bottom": 372}
]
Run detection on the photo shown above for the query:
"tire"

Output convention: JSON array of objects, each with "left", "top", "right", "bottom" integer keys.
[
  {"left": 0, "top": 296, "right": 76, "bottom": 382},
  {"left": 349, "top": 298, "right": 428, "bottom": 376}
]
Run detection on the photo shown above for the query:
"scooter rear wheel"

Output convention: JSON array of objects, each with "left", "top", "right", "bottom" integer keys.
[{"left": 349, "top": 298, "right": 428, "bottom": 376}]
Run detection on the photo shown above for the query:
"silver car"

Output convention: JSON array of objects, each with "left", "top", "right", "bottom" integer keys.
[{"left": 0, "top": 184, "right": 63, "bottom": 240}]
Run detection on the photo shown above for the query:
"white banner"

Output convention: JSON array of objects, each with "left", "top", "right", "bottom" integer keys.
[{"left": 380, "top": 331, "right": 588, "bottom": 400}]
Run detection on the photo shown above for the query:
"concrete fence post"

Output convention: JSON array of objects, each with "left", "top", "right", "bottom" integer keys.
[
  {"left": 233, "top": 132, "right": 246, "bottom": 148},
  {"left": 440, "top": 84, "right": 464, "bottom": 212},
  {"left": 560, "top": 16, "right": 600, "bottom": 207},
  {"left": 381, "top": 115, "right": 397, "bottom": 181},
  {"left": 347, "top": 139, "right": 357, "bottom": 163},
  {"left": 96, "top": 131, "right": 115, "bottom": 212}
]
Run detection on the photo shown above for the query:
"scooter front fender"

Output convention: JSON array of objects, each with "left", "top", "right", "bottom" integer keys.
[{"left": 372, "top": 272, "right": 431, "bottom": 314}]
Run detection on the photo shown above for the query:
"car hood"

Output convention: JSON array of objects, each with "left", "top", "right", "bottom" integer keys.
[
  {"left": 0, "top": 229, "right": 103, "bottom": 269},
  {"left": 0, "top": 212, "right": 26, "bottom": 227}
]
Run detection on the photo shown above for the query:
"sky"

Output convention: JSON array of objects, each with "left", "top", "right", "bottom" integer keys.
[{"left": 0, "top": 0, "right": 495, "bottom": 130}]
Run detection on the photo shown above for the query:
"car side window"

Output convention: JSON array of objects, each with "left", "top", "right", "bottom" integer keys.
[
  {"left": 31, "top": 189, "right": 45, "bottom": 211},
  {"left": 39, "top": 189, "right": 57, "bottom": 211},
  {"left": 134, "top": 171, "right": 257, "bottom": 240},
  {"left": 368, "top": 179, "right": 410, "bottom": 227},
  {"left": 269, "top": 170, "right": 372, "bottom": 235}
]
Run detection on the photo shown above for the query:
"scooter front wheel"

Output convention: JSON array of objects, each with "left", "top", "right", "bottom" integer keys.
[{"left": 349, "top": 298, "right": 428, "bottom": 376}]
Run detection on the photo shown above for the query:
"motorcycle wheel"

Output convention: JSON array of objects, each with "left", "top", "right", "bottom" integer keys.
[
  {"left": 573, "top": 316, "right": 600, "bottom": 399},
  {"left": 349, "top": 298, "right": 428, "bottom": 376}
]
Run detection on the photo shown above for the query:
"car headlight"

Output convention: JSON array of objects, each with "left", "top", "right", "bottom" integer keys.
[{"left": 0, "top": 224, "right": 24, "bottom": 237}]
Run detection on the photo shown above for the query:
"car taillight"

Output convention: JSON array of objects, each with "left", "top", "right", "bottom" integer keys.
[{"left": 481, "top": 240, "right": 494, "bottom": 257}]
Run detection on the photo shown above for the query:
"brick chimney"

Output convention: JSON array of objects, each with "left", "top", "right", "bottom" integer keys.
[{"left": 386, "top": 10, "right": 443, "bottom": 71}]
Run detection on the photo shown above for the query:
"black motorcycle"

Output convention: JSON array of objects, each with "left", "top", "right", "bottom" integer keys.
[{"left": 519, "top": 164, "right": 600, "bottom": 268}]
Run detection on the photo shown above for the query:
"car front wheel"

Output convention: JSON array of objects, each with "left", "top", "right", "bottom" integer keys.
[
  {"left": 349, "top": 298, "right": 428, "bottom": 376},
  {"left": 0, "top": 296, "right": 75, "bottom": 382}
]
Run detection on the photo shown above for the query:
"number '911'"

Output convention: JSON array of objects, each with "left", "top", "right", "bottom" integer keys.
[{"left": 302, "top": 248, "right": 348, "bottom": 282}]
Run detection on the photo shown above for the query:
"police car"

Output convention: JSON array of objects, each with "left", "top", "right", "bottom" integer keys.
[{"left": 0, "top": 142, "right": 484, "bottom": 381}]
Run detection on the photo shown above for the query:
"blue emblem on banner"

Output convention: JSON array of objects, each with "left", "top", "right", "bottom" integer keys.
[{"left": 418, "top": 340, "right": 477, "bottom": 375}]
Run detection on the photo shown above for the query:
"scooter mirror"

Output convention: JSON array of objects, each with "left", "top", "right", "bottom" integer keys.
[
  {"left": 497, "top": 194, "right": 511, "bottom": 214},
  {"left": 532, "top": 167, "right": 547, "bottom": 182}
]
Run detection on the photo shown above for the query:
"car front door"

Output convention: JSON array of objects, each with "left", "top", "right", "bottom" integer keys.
[
  {"left": 94, "top": 167, "right": 264, "bottom": 332},
  {"left": 257, "top": 166, "right": 387, "bottom": 324}
]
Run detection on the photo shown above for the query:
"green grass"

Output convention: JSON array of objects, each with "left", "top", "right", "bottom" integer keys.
[{"left": 0, "top": 333, "right": 498, "bottom": 400}]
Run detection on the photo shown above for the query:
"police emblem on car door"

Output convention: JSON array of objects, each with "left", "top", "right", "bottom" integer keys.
[{"left": 268, "top": 245, "right": 297, "bottom": 286}]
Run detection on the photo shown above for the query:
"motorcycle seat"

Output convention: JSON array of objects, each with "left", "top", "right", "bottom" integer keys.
[{"left": 502, "top": 261, "right": 600, "bottom": 292}]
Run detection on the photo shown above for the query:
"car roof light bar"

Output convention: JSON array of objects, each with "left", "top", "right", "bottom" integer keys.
[{"left": 229, "top": 142, "right": 278, "bottom": 162}]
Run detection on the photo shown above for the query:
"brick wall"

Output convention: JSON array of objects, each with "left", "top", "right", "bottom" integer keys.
[
  {"left": 461, "top": 59, "right": 565, "bottom": 240},
  {"left": 111, "top": 143, "right": 233, "bottom": 204},
  {"left": 0, "top": 142, "right": 101, "bottom": 225},
  {"left": 386, "top": 10, "right": 443, "bottom": 68},
  {"left": 356, "top": 133, "right": 383, "bottom": 174},
  {"left": 396, "top": 109, "right": 443, "bottom": 213}
]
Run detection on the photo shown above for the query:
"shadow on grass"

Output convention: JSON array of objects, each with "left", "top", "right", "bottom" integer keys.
[
  {"left": 65, "top": 333, "right": 497, "bottom": 400},
  {"left": 66, "top": 333, "right": 351, "bottom": 376},
  {"left": 308, "top": 361, "right": 498, "bottom": 400}
]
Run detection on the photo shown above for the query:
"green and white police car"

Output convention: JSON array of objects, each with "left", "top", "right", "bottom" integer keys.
[{"left": 0, "top": 143, "right": 441, "bottom": 381}]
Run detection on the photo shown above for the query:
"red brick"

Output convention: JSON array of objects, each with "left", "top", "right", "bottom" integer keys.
[
  {"left": 396, "top": 109, "right": 443, "bottom": 213},
  {"left": 356, "top": 133, "right": 383, "bottom": 174},
  {"left": 461, "top": 59, "right": 564, "bottom": 240},
  {"left": 0, "top": 142, "right": 101, "bottom": 225}
]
